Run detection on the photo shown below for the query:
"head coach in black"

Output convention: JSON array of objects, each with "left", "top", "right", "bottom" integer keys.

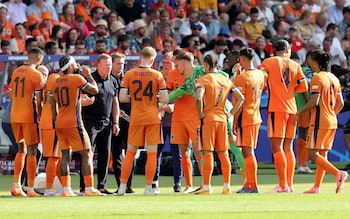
[{"left": 81, "top": 53, "right": 120, "bottom": 194}]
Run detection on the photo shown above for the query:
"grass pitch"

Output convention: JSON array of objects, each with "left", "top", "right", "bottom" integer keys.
[{"left": 0, "top": 163, "right": 350, "bottom": 218}]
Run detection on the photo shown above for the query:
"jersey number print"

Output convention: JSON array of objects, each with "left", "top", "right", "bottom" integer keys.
[
  {"left": 132, "top": 80, "right": 154, "bottom": 101},
  {"left": 54, "top": 87, "right": 70, "bottom": 107}
]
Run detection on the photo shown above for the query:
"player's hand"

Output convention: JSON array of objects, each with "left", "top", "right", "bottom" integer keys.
[
  {"left": 113, "top": 124, "right": 120, "bottom": 136},
  {"left": 292, "top": 113, "right": 300, "bottom": 125},
  {"left": 80, "top": 65, "right": 92, "bottom": 78},
  {"left": 232, "top": 63, "right": 242, "bottom": 76},
  {"left": 120, "top": 110, "right": 125, "bottom": 117},
  {"left": 81, "top": 94, "right": 95, "bottom": 106}
]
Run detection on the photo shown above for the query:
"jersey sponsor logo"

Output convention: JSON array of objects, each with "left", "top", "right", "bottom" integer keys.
[{"left": 312, "top": 85, "right": 319, "bottom": 89}]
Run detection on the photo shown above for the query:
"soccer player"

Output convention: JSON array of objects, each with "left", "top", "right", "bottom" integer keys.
[
  {"left": 260, "top": 40, "right": 308, "bottom": 193},
  {"left": 193, "top": 54, "right": 244, "bottom": 194},
  {"left": 234, "top": 48, "right": 264, "bottom": 193},
  {"left": 38, "top": 65, "right": 62, "bottom": 196},
  {"left": 169, "top": 52, "right": 203, "bottom": 193},
  {"left": 117, "top": 47, "right": 169, "bottom": 196},
  {"left": 9, "top": 48, "right": 45, "bottom": 197},
  {"left": 50, "top": 56, "right": 102, "bottom": 196},
  {"left": 293, "top": 49, "right": 348, "bottom": 194}
]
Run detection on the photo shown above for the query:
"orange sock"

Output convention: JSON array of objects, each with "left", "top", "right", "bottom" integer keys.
[
  {"left": 181, "top": 156, "right": 193, "bottom": 187},
  {"left": 120, "top": 151, "right": 136, "bottom": 184},
  {"left": 84, "top": 175, "right": 94, "bottom": 187},
  {"left": 13, "top": 153, "right": 26, "bottom": 184},
  {"left": 202, "top": 153, "right": 214, "bottom": 185},
  {"left": 218, "top": 152, "right": 231, "bottom": 185},
  {"left": 244, "top": 155, "right": 258, "bottom": 190},
  {"left": 273, "top": 151, "right": 287, "bottom": 188},
  {"left": 314, "top": 166, "right": 326, "bottom": 187},
  {"left": 301, "top": 140, "right": 309, "bottom": 166},
  {"left": 315, "top": 156, "right": 338, "bottom": 176},
  {"left": 285, "top": 151, "right": 295, "bottom": 187},
  {"left": 56, "top": 158, "right": 62, "bottom": 184},
  {"left": 46, "top": 157, "right": 60, "bottom": 189},
  {"left": 145, "top": 152, "right": 157, "bottom": 185},
  {"left": 296, "top": 138, "right": 303, "bottom": 166},
  {"left": 61, "top": 175, "right": 70, "bottom": 188},
  {"left": 26, "top": 156, "right": 37, "bottom": 187}
]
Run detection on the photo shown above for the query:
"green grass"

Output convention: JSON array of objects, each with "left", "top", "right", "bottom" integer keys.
[{"left": 0, "top": 163, "right": 350, "bottom": 218}]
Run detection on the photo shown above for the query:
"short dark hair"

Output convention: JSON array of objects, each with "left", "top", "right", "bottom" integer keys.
[
  {"left": 239, "top": 48, "right": 255, "bottom": 60},
  {"left": 117, "top": 34, "right": 130, "bottom": 43},
  {"left": 45, "top": 41, "right": 57, "bottom": 52},
  {"left": 250, "top": 7, "right": 259, "bottom": 14},
  {"left": 274, "top": 39, "right": 290, "bottom": 52},
  {"left": 96, "top": 39, "right": 106, "bottom": 44},
  {"left": 1, "top": 40, "right": 10, "bottom": 48},
  {"left": 326, "top": 23, "right": 338, "bottom": 32},
  {"left": 29, "top": 47, "right": 44, "bottom": 57},
  {"left": 25, "top": 38, "right": 37, "bottom": 47}
]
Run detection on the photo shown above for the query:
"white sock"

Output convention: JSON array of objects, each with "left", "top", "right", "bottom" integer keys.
[
  {"left": 224, "top": 183, "right": 230, "bottom": 189},
  {"left": 152, "top": 181, "right": 159, "bottom": 187},
  {"left": 63, "top": 187, "right": 72, "bottom": 192},
  {"left": 86, "top": 187, "right": 94, "bottom": 192},
  {"left": 145, "top": 185, "right": 152, "bottom": 190},
  {"left": 13, "top": 183, "right": 20, "bottom": 187},
  {"left": 27, "top": 187, "right": 35, "bottom": 192},
  {"left": 202, "top": 185, "right": 209, "bottom": 190}
]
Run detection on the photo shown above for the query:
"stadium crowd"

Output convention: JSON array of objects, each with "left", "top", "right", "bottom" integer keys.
[{"left": 1, "top": 0, "right": 350, "bottom": 196}]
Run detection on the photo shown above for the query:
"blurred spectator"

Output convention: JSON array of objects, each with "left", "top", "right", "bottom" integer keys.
[
  {"left": 116, "top": 0, "right": 146, "bottom": 26},
  {"left": 253, "top": 36, "right": 271, "bottom": 66},
  {"left": 91, "top": 39, "right": 108, "bottom": 54},
  {"left": 149, "top": 0, "right": 175, "bottom": 20},
  {"left": 129, "top": 19, "right": 147, "bottom": 54},
  {"left": 191, "top": 0, "right": 218, "bottom": 17},
  {"left": 85, "top": 19, "right": 115, "bottom": 53},
  {"left": 110, "top": 20, "right": 126, "bottom": 47},
  {"left": 23, "top": 37, "right": 38, "bottom": 56},
  {"left": 231, "top": 38, "right": 244, "bottom": 50},
  {"left": 296, "top": 39, "right": 321, "bottom": 65},
  {"left": 10, "top": 23, "right": 30, "bottom": 54},
  {"left": 75, "top": 0, "right": 110, "bottom": 22},
  {"left": 158, "top": 38, "right": 174, "bottom": 56},
  {"left": 272, "top": 4, "right": 286, "bottom": 26},
  {"left": 201, "top": 8, "right": 220, "bottom": 42},
  {"left": 180, "top": 22, "right": 207, "bottom": 51},
  {"left": 106, "top": 11, "right": 125, "bottom": 30},
  {"left": 342, "top": 25, "right": 350, "bottom": 57},
  {"left": 323, "top": 36, "right": 348, "bottom": 69},
  {"left": 25, "top": 13, "right": 45, "bottom": 49},
  {"left": 303, "top": 0, "right": 322, "bottom": 24},
  {"left": 327, "top": 0, "right": 346, "bottom": 25},
  {"left": 314, "top": 11, "right": 329, "bottom": 35},
  {"left": 271, "top": 20, "right": 288, "bottom": 46},
  {"left": 1, "top": 40, "right": 11, "bottom": 55},
  {"left": 312, "top": 23, "right": 342, "bottom": 53},
  {"left": 85, "top": 6, "right": 105, "bottom": 33},
  {"left": 65, "top": 28, "right": 79, "bottom": 54},
  {"left": 39, "top": 11, "right": 60, "bottom": 42},
  {"left": 110, "top": 34, "right": 131, "bottom": 55},
  {"left": 283, "top": 0, "right": 305, "bottom": 24},
  {"left": 44, "top": 41, "right": 60, "bottom": 72},
  {"left": 141, "top": 11, "right": 160, "bottom": 40},
  {"left": 153, "top": 9, "right": 174, "bottom": 37},
  {"left": 55, "top": 0, "right": 73, "bottom": 15},
  {"left": 242, "top": 7, "right": 265, "bottom": 45},
  {"left": 293, "top": 10, "right": 314, "bottom": 43},
  {"left": 59, "top": 2, "right": 75, "bottom": 26},
  {"left": 339, "top": 6, "right": 350, "bottom": 39},
  {"left": 183, "top": 34, "right": 203, "bottom": 63},
  {"left": 50, "top": 25, "right": 64, "bottom": 54},
  {"left": 4, "top": 0, "right": 27, "bottom": 26},
  {"left": 73, "top": 39, "right": 87, "bottom": 55},
  {"left": 257, "top": 0, "right": 274, "bottom": 31},
  {"left": 71, "top": 15, "right": 91, "bottom": 40},
  {"left": 26, "top": 0, "right": 58, "bottom": 20},
  {"left": 154, "top": 21, "right": 177, "bottom": 51},
  {"left": 208, "top": 27, "right": 232, "bottom": 51},
  {"left": 178, "top": 10, "right": 208, "bottom": 41},
  {"left": 0, "top": 4, "right": 15, "bottom": 41},
  {"left": 218, "top": 0, "right": 244, "bottom": 23},
  {"left": 140, "top": 37, "right": 154, "bottom": 49},
  {"left": 287, "top": 26, "right": 304, "bottom": 53},
  {"left": 229, "top": 18, "right": 248, "bottom": 48},
  {"left": 203, "top": 39, "right": 227, "bottom": 68}
]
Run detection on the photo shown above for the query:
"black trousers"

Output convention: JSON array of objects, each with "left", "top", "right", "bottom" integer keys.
[
  {"left": 80, "top": 123, "right": 112, "bottom": 190},
  {"left": 111, "top": 118, "right": 133, "bottom": 189}
]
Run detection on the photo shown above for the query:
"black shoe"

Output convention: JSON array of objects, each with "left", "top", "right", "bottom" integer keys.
[
  {"left": 98, "top": 188, "right": 113, "bottom": 195},
  {"left": 125, "top": 188, "right": 136, "bottom": 194},
  {"left": 173, "top": 184, "right": 181, "bottom": 193}
]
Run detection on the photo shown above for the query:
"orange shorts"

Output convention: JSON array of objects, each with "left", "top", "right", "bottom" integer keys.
[
  {"left": 41, "top": 129, "right": 60, "bottom": 157},
  {"left": 171, "top": 120, "right": 200, "bottom": 145},
  {"left": 128, "top": 124, "right": 162, "bottom": 146},
  {"left": 297, "top": 111, "right": 310, "bottom": 128},
  {"left": 200, "top": 121, "right": 228, "bottom": 152},
  {"left": 307, "top": 128, "right": 335, "bottom": 150},
  {"left": 11, "top": 123, "right": 40, "bottom": 145},
  {"left": 56, "top": 127, "right": 91, "bottom": 152},
  {"left": 191, "top": 0, "right": 217, "bottom": 10},
  {"left": 267, "top": 112, "right": 296, "bottom": 139},
  {"left": 236, "top": 124, "right": 260, "bottom": 148}
]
